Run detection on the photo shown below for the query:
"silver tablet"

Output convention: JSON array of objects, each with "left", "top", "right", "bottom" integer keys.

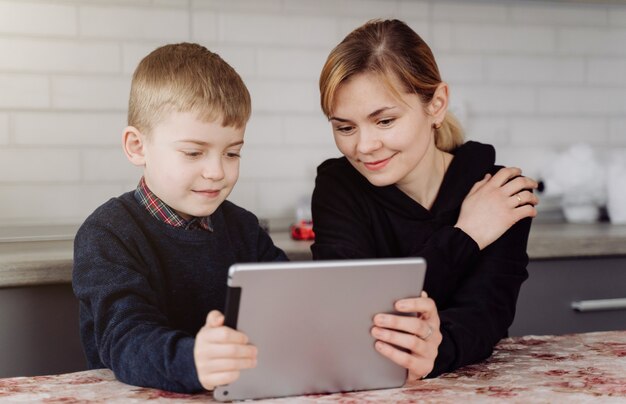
[{"left": 213, "top": 257, "right": 426, "bottom": 402}]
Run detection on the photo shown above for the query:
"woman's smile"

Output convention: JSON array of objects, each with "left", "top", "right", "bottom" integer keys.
[{"left": 361, "top": 153, "right": 397, "bottom": 171}]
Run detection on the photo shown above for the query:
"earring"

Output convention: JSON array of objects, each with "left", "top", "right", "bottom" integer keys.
[{"left": 433, "top": 122, "right": 442, "bottom": 130}]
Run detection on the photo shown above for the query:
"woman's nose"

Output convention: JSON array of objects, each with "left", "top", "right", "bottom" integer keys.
[{"left": 356, "top": 130, "right": 383, "bottom": 154}]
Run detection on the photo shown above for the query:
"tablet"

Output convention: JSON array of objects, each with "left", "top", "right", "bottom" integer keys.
[{"left": 213, "top": 257, "right": 426, "bottom": 402}]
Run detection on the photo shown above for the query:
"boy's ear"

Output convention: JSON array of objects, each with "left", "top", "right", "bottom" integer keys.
[
  {"left": 428, "top": 82, "right": 449, "bottom": 122},
  {"left": 122, "top": 126, "right": 147, "bottom": 167}
]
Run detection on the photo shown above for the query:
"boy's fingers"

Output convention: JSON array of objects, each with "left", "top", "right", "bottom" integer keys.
[
  {"left": 202, "top": 357, "right": 258, "bottom": 374},
  {"left": 199, "top": 370, "right": 240, "bottom": 390},
  {"left": 201, "top": 343, "right": 257, "bottom": 360},
  {"left": 202, "top": 326, "right": 249, "bottom": 345},
  {"left": 206, "top": 310, "right": 224, "bottom": 327}
]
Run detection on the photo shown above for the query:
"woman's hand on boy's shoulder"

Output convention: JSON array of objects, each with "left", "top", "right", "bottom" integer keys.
[
  {"left": 455, "top": 167, "right": 539, "bottom": 250},
  {"left": 193, "top": 310, "right": 258, "bottom": 391}
]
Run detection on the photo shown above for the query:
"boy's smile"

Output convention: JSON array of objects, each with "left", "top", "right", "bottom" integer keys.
[{"left": 136, "top": 110, "right": 245, "bottom": 220}]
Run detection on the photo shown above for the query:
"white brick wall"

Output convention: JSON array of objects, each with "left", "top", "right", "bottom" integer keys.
[
  {"left": 14, "top": 112, "right": 124, "bottom": 146},
  {"left": 0, "top": 38, "right": 120, "bottom": 73},
  {"left": 485, "top": 56, "right": 585, "bottom": 84},
  {"left": 588, "top": 58, "right": 626, "bottom": 85},
  {"left": 82, "top": 148, "right": 140, "bottom": 181},
  {"left": 0, "top": 113, "right": 9, "bottom": 145},
  {"left": 0, "top": 149, "right": 80, "bottom": 182},
  {"left": 611, "top": 119, "right": 626, "bottom": 145},
  {"left": 51, "top": 75, "right": 131, "bottom": 110},
  {"left": 450, "top": 24, "right": 557, "bottom": 53},
  {"left": 79, "top": 6, "right": 190, "bottom": 40},
  {"left": 0, "top": 74, "right": 49, "bottom": 108},
  {"left": 0, "top": 1, "right": 77, "bottom": 36},
  {"left": 510, "top": 3, "right": 608, "bottom": 26},
  {"left": 0, "top": 0, "right": 625, "bottom": 226},
  {"left": 558, "top": 28, "right": 626, "bottom": 55}
]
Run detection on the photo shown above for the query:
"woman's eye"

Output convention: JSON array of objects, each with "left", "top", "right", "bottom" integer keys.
[
  {"left": 182, "top": 151, "right": 202, "bottom": 158},
  {"left": 225, "top": 152, "right": 241, "bottom": 159},
  {"left": 335, "top": 126, "right": 355, "bottom": 134},
  {"left": 378, "top": 118, "right": 395, "bottom": 127}
]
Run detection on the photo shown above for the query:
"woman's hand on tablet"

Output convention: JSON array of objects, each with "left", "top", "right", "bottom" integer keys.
[
  {"left": 371, "top": 291, "right": 442, "bottom": 381},
  {"left": 193, "top": 310, "right": 258, "bottom": 391},
  {"left": 455, "top": 167, "right": 539, "bottom": 250}
]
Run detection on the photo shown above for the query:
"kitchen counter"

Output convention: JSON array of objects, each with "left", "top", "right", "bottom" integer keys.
[
  {"left": 2, "top": 222, "right": 626, "bottom": 288},
  {"left": 1, "top": 330, "right": 624, "bottom": 402}
]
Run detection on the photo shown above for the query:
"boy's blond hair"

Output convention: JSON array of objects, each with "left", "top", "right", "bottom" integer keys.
[{"left": 128, "top": 42, "right": 251, "bottom": 133}]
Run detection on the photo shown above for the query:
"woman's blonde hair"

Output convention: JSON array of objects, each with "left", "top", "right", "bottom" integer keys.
[
  {"left": 128, "top": 43, "right": 251, "bottom": 134},
  {"left": 319, "top": 19, "right": 463, "bottom": 152}
]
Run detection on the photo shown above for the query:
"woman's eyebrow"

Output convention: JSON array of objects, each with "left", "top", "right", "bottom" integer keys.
[
  {"left": 329, "top": 106, "right": 396, "bottom": 122},
  {"left": 367, "top": 106, "right": 396, "bottom": 118}
]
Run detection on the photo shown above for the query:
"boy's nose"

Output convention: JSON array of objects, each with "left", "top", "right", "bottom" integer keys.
[{"left": 201, "top": 158, "right": 225, "bottom": 181}]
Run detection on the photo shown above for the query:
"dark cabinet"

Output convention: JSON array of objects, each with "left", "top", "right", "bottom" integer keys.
[{"left": 510, "top": 257, "right": 626, "bottom": 336}]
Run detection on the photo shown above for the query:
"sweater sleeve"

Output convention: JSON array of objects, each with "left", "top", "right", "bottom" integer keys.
[
  {"left": 258, "top": 227, "right": 289, "bottom": 263},
  {"left": 72, "top": 221, "right": 204, "bottom": 393},
  {"left": 431, "top": 217, "right": 530, "bottom": 376}
]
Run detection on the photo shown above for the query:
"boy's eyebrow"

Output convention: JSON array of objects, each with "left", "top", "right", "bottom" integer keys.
[
  {"left": 329, "top": 106, "right": 396, "bottom": 122},
  {"left": 177, "top": 140, "right": 244, "bottom": 147}
]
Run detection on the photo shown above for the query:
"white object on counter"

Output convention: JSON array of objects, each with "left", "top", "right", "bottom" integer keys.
[
  {"left": 607, "top": 156, "right": 626, "bottom": 224},
  {"left": 540, "top": 144, "right": 606, "bottom": 224}
]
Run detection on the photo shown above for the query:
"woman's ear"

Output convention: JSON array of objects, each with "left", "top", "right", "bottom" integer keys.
[
  {"left": 122, "top": 126, "right": 146, "bottom": 167},
  {"left": 428, "top": 82, "right": 449, "bottom": 123}
]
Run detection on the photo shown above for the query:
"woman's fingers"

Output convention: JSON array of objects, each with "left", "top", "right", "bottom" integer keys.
[
  {"left": 490, "top": 167, "right": 523, "bottom": 187},
  {"left": 394, "top": 296, "right": 436, "bottom": 315},
  {"left": 502, "top": 176, "right": 539, "bottom": 197},
  {"left": 371, "top": 292, "right": 442, "bottom": 381},
  {"left": 371, "top": 326, "right": 435, "bottom": 358},
  {"left": 374, "top": 340, "right": 434, "bottom": 378},
  {"left": 511, "top": 189, "right": 539, "bottom": 208},
  {"left": 373, "top": 312, "right": 437, "bottom": 336},
  {"left": 467, "top": 173, "right": 491, "bottom": 196},
  {"left": 514, "top": 204, "right": 538, "bottom": 221}
]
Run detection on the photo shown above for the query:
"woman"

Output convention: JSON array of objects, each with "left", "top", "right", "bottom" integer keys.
[{"left": 312, "top": 19, "right": 538, "bottom": 381}]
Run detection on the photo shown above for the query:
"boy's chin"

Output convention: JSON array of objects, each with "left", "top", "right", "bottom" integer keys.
[
  {"left": 173, "top": 204, "right": 219, "bottom": 219},
  {"left": 187, "top": 207, "right": 219, "bottom": 218}
]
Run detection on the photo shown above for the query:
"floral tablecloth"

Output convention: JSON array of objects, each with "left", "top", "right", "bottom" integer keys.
[{"left": 1, "top": 331, "right": 624, "bottom": 403}]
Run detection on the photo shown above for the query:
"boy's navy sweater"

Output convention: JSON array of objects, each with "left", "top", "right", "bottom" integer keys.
[{"left": 72, "top": 191, "right": 287, "bottom": 393}]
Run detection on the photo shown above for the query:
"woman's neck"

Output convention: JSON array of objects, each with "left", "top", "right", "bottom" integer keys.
[{"left": 396, "top": 146, "right": 451, "bottom": 210}]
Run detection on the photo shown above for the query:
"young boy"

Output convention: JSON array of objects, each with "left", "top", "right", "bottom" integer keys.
[{"left": 72, "top": 43, "right": 287, "bottom": 393}]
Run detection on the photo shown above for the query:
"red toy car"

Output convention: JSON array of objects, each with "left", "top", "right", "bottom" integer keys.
[{"left": 290, "top": 220, "right": 315, "bottom": 241}]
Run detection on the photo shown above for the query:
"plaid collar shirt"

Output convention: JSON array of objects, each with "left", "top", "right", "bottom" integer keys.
[{"left": 134, "top": 177, "right": 213, "bottom": 231}]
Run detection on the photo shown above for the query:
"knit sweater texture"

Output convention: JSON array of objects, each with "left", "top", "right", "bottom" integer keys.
[{"left": 73, "top": 192, "right": 287, "bottom": 393}]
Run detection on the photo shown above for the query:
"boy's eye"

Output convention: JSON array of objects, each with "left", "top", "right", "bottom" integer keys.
[{"left": 182, "top": 151, "right": 202, "bottom": 158}]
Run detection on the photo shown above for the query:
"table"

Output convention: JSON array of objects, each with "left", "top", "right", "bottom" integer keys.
[{"left": 1, "top": 331, "right": 624, "bottom": 403}]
